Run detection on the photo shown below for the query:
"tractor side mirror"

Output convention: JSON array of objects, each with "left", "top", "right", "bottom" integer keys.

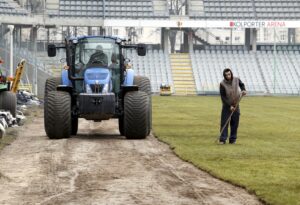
[
  {"left": 137, "top": 44, "right": 146, "bottom": 56},
  {"left": 48, "top": 44, "right": 56, "bottom": 57}
]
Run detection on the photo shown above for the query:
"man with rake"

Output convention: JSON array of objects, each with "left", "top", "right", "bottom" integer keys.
[{"left": 219, "top": 68, "right": 247, "bottom": 144}]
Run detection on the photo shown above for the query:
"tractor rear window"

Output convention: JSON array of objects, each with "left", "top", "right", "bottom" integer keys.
[{"left": 75, "top": 37, "right": 120, "bottom": 77}]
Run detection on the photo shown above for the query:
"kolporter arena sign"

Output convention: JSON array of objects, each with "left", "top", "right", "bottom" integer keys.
[
  {"left": 229, "top": 21, "right": 286, "bottom": 28},
  {"left": 104, "top": 20, "right": 300, "bottom": 28}
]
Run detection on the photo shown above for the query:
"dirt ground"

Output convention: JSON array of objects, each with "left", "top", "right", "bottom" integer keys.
[{"left": 0, "top": 110, "right": 262, "bottom": 205}]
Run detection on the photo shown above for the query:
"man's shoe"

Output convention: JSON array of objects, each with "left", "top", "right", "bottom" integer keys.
[
  {"left": 229, "top": 141, "right": 236, "bottom": 144},
  {"left": 218, "top": 141, "right": 226, "bottom": 145}
]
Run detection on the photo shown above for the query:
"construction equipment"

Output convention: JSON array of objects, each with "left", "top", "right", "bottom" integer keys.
[
  {"left": 160, "top": 83, "right": 172, "bottom": 96},
  {"left": 0, "top": 59, "right": 26, "bottom": 93},
  {"left": 44, "top": 36, "right": 151, "bottom": 139},
  {"left": 0, "top": 59, "right": 17, "bottom": 117},
  {"left": 10, "top": 60, "right": 26, "bottom": 93}
]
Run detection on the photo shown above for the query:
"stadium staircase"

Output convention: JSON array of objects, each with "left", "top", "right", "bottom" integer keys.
[
  {"left": 254, "top": 54, "right": 270, "bottom": 93},
  {"left": 283, "top": 51, "right": 300, "bottom": 80},
  {"left": 192, "top": 34, "right": 209, "bottom": 46},
  {"left": 170, "top": 53, "right": 196, "bottom": 95}
]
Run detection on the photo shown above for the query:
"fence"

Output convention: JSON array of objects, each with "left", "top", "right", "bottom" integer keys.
[{"left": 0, "top": 37, "right": 59, "bottom": 98}]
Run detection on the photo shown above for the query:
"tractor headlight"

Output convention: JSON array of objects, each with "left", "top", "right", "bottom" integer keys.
[
  {"left": 102, "top": 83, "right": 109, "bottom": 93},
  {"left": 86, "top": 84, "right": 92, "bottom": 93}
]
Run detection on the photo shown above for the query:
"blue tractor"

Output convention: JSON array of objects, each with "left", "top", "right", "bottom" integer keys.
[{"left": 44, "top": 36, "right": 151, "bottom": 139}]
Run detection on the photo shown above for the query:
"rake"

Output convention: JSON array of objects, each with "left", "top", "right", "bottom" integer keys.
[{"left": 216, "top": 94, "right": 243, "bottom": 143}]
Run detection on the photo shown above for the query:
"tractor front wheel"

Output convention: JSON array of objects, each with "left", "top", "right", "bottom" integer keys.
[
  {"left": 44, "top": 77, "right": 61, "bottom": 97},
  {"left": 124, "top": 91, "right": 149, "bottom": 139},
  {"left": 44, "top": 91, "right": 71, "bottom": 139},
  {"left": 133, "top": 76, "right": 152, "bottom": 134}
]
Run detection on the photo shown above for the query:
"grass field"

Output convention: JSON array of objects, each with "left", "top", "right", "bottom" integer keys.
[{"left": 152, "top": 96, "right": 300, "bottom": 205}]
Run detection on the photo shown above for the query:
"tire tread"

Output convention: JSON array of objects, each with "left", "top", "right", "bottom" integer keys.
[
  {"left": 44, "top": 91, "right": 71, "bottom": 139},
  {"left": 124, "top": 91, "right": 149, "bottom": 139}
]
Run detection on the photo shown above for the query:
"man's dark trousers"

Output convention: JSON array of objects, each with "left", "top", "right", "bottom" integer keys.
[{"left": 220, "top": 106, "right": 240, "bottom": 143}]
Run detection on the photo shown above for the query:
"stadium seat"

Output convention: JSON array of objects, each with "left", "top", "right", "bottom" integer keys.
[
  {"left": 126, "top": 49, "right": 173, "bottom": 93},
  {"left": 42, "top": 0, "right": 166, "bottom": 18}
]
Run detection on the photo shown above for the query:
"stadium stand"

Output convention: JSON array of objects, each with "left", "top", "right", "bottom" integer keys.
[
  {"left": 127, "top": 49, "right": 173, "bottom": 93},
  {"left": 1, "top": 0, "right": 299, "bottom": 20},
  {"left": 104, "top": 0, "right": 154, "bottom": 18},
  {"left": 0, "top": 0, "right": 28, "bottom": 15},
  {"left": 191, "top": 49, "right": 265, "bottom": 94},
  {"left": 191, "top": 48, "right": 300, "bottom": 95},
  {"left": 55, "top": 0, "right": 104, "bottom": 17},
  {"left": 190, "top": 0, "right": 255, "bottom": 19},
  {"left": 152, "top": 0, "right": 169, "bottom": 17},
  {"left": 255, "top": 0, "right": 300, "bottom": 20},
  {"left": 256, "top": 50, "right": 300, "bottom": 94},
  {"left": 189, "top": 0, "right": 204, "bottom": 17},
  {"left": 189, "top": 0, "right": 300, "bottom": 20},
  {"left": 47, "top": 0, "right": 169, "bottom": 18}
]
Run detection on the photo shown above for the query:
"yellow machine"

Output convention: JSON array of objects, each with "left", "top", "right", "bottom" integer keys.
[
  {"left": 10, "top": 59, "right": 26, "bottom": 93},
  {"left": 160, "top": 83, "right": 172, "bottom": 96},
  {"left": 0, "top": 59, "right": 25, "bottom": 117}
]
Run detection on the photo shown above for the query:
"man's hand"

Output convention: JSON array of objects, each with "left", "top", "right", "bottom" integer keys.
[
  {"left": 230, "top": 106, "right": 236, "bottom": 112},
  {"left": 0, "top": 59, "right": 3, "bottom": 64},
  {"left": 242, "top": 90, "right": 247, "bottom": 96}
]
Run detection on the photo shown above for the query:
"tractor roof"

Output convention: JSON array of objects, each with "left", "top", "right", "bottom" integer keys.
[{"left": 68, "top": 35, "right": 126, "bottom": 42}]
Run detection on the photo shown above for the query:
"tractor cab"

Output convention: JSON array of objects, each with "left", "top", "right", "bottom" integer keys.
[{"left": 61, "top": 37, "right": 121, "bottom": 94}]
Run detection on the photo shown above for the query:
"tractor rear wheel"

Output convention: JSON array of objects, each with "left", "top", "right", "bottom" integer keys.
[
  {"left": 0, "top": 91, "right": 17, "bottom": 117},
  {"left": 44, "top": 77, "right": 61, "bottom": 97},
  {"left": 133, "top": 76, "right": 152, "bottom": 134},
  {"left": 124, "top": 91, "right": 149, "bottom": 139},
  {"left": 44, "top": 91, "right": 71, "bottom": 139},
  {"left": 133, "top": 76, "right": 151, "bottom": 95}
]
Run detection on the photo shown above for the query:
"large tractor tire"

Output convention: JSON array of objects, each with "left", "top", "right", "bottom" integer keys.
[
  {"left": 44, "top": 91, "right": 71, "bottom": 139},
  {"left": 134, "top": 76, "right": 151, "bottom": 95},
  {"left": 0, "top": 91, "right": 17, "bottom": 117},
  {"left": 134, "top": 76, "right": 152, "bottom": 134},
  {"left": 124, "top": 91, "right": 149, "bottom": 139},
  {"left": 44, "top": 77, "right": 61, "bottom": 97}
]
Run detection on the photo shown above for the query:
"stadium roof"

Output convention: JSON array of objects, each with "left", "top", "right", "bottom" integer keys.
[
  {"left": 0, "top": 0, "right": 300, "bottom": 27},
  {"left": 2, "top": 15, "right": 300, "bottom": 28}
]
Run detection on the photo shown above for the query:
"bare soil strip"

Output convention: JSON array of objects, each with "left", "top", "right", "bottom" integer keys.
[{"left": 0, "top": 113, "right": 262, "bottom": 205}]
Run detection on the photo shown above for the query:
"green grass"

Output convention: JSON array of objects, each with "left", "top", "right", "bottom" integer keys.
[{"left": 153, "top": 96, "right": 300, "bottom": 205}]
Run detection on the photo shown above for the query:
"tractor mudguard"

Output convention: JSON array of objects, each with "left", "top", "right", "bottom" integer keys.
[
  {"left": 123, "top": 69, "right": 134, "bottom": 86},
  {"left": 62, "top": 69, "right": 71, "bottom": 86},
  {"left": 57, "top": 85, "right": 73, "bottom": 94}
]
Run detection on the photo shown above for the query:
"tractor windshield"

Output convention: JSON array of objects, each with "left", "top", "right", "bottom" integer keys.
[{"left": 74, "top": 37, "right": 120, "bottom": 77}]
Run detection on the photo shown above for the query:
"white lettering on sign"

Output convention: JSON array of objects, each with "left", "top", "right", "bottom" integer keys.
[
  {"left": 267, "top": 21, "right": 286, "bottom": 27},
  {"left": 103, "top": 19, "right": 300, "bottom": 28},
  {"left": 230, "top": 21, "right": 286, "bottom": 28}
]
